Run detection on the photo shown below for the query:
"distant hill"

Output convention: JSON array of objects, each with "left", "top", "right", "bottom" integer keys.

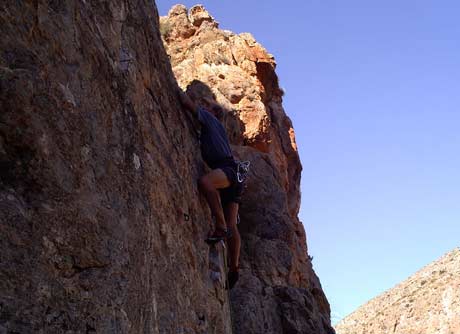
[{"left": 335, "top": 248, "right": 460, "bottom": 334}]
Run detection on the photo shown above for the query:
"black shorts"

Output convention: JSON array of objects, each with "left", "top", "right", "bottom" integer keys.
[{"left": 216, "top": 159, "right": 244, "bottom": 205}]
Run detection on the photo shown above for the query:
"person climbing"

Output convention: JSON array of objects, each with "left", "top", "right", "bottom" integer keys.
[{"left": 178, "top": 80, "right": 246, "bottom": 289}]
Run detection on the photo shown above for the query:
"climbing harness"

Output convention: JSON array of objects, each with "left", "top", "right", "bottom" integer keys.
[{"left": 236, "top": 160, "right": 250, "bottom": 183}]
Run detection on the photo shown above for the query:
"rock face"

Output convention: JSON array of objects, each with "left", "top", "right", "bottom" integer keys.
[
  {"left": 0, "top": 2, "right": 232, "bottom": 333},
  {"left": 162, "top": 5, "right": 334, "bottom": 334},
  {"left": 335, "top": 248, "right": 460, "bottom": 334},
  {"left": 0, "top": 2, "right": 332, "bottom": 333}
]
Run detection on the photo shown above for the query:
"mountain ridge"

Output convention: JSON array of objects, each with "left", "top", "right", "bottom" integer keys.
[{"left": 336, "top": 247, "right": 460, "bottom": 334}]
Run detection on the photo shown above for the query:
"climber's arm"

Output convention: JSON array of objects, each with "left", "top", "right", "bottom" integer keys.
[{"left": 179, "top": 90, "right": 197, "bottom": 115}]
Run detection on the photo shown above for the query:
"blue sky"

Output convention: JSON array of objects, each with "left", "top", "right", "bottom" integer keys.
[{"left": 157, "top": 1, "right": 460, "bottom": 324}]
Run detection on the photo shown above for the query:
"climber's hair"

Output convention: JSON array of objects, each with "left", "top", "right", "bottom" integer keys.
[
  {"left": 186, "top": 80, "right": 216, "bottom": 101},
  {"left": 211, "top": 104, "right": 223, "bottom": 119}
]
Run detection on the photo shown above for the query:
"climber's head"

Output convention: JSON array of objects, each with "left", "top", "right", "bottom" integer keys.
[
  {"left": 186, "top": 80, "right": 224, "bottom": 119},
  {"left": 186, "top": 80, "right": 214, "bottom": 102}
]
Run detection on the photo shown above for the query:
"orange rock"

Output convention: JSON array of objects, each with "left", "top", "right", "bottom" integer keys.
[{"left": 163, "top": 5, "right": 334, "bottom": 334}]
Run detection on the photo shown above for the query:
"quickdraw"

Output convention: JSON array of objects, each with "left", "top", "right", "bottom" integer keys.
[{"left": 236, "top": 160, "right": 250, "bottom": 183}]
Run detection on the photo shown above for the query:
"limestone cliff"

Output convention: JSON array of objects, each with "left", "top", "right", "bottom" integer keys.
[
  {"left": 0, "top": 1, "right": 233, "bottom": 333},
  {"left": 161, "top": 5, "right": 333, "bottom": 334},
  {"left": 336, "top": 248, "right": 460, "bottom": 334},
  {"left": 0, "top": 1, "right": 332, "bottom": 333}
]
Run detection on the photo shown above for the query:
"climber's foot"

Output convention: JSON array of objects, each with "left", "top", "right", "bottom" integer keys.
[
  {"left": 205, "top": 227, "right": 231, "bottom": 245},
  {"left": 227, "top": 270, "right": 239, "bottom": 290}
]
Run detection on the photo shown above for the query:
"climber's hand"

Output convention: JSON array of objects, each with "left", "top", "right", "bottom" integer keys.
[{"left": 179, "top": 89, "right": 196, "bottom": 112}]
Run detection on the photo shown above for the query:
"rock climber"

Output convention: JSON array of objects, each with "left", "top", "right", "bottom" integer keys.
[{"left": 178, "top": 80, "right": 245, "bottom": 289}]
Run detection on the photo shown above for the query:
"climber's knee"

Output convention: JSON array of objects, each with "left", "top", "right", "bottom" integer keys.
[
  {"left": 199, "top": 169, "right": 230, "bottom": 192},
  {"left": 198, "top": 175, "right": 214, "bottom": 193}
]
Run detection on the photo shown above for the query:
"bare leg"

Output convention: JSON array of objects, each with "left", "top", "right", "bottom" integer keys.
[
  {"left": 224, "top": 202, "right": 240, "bottom": 271},
  {"left": 198, "top": 169, "right": 230, "bottom": 231}
]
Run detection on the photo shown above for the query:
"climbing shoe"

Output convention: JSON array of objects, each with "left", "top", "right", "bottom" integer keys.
[
  {"left": 205, "top": 228, "right": 231, "bottom": 245},
  {"left": 227, "top": 270, "right": 239, "bottom": 290}
]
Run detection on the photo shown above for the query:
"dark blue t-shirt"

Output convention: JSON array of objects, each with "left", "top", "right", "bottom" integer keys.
[{"left": 197, "top": 107, "right": 233, "bottom": 168}]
